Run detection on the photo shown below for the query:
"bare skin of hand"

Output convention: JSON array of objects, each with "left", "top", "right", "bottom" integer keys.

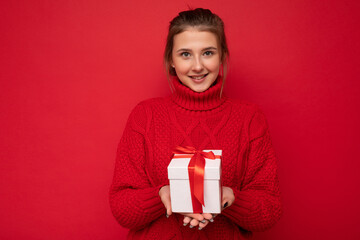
[
  {"left": 159, "top": 185, "right": 235, "bottom": 229},
  {"left": 159, "top": 185, "right": 211, "bottom": 228},
  {"left": 159, "top": 185, "right": 172, "bottom": 216},
  {"left": 182, "top": 212, "right": 213, "bottom": 229}
]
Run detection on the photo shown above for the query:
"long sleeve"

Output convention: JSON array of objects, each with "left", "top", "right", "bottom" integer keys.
[
  {"left": 222, "top": 108, "right": 282, "bottom": 232},
  {"left": 109, "top": 103, "right": 165, "bottom": 230}
]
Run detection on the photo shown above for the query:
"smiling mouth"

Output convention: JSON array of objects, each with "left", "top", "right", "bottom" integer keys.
[{"left": 189, "top": 73, "right": 209, "bottom": 80}]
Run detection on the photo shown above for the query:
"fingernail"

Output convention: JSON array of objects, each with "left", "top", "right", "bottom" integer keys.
[
  {"left": 166, "top": 211, "right": 169, "bottom": 218},
  {"left": 198, "top": 227, "right": 202, "bottom": 230},
  {"left": 209, "top": 218, "right": 214, "bottom": 223},
  {"left": 183, "top": 222, "right": 188, "bottom": 226},
  {"left": 223, "top": 202, "right": 228, "bottom": 208},
  {"left": 201, "top": 220, "right": 206, "bottom": 224},
  {"left": 189, "top": 225, "right": 194, "bottom": 229}
]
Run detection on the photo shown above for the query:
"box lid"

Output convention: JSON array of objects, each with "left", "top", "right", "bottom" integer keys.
[{"left": 168, "top": 150, "right": 222, "bottom": 180}]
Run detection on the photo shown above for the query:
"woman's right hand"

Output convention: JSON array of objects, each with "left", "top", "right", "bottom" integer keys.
[
  {"left": 182, "top": 212, "right": 213, "bottom": 230},
  {"left": 159, "top": 185, "right": 213, "bottom": 229},
  {"left": 159, "top": 185, "right": 172, "bottom": 217}
]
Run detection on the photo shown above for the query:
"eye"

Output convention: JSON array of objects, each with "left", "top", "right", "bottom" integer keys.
[
  {"left": 203, "top": 51, "right": 214, "bottom": 56},
  {"left": 181, "top": 52, "right": 191, "bottom": 57}
]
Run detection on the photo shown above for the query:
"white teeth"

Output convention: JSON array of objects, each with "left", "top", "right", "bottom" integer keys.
[{"left": 190, "top": 74, "right": 206, "bottom": 80}]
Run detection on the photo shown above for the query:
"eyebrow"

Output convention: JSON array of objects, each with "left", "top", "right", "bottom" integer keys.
[{"left": 176, "top": 47, "right": 218, "bottom": 52}]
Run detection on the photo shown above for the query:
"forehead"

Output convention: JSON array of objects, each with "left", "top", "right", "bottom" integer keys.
[{"left": 172, "top": 29, "right": 218, "bottom": 50}]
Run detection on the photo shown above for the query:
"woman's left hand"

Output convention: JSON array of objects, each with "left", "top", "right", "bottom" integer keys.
[{"left": 221, "top": 186, "right": 235, "bottom": 210}]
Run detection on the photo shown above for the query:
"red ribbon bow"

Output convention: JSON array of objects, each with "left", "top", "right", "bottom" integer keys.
[{"left": 172, "top": 146, "right": 217, "bottom": 213}]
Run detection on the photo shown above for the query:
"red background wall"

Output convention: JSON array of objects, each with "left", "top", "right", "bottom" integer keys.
[{"left": 1, "top": 0, "right": 359, "bottom": 239}]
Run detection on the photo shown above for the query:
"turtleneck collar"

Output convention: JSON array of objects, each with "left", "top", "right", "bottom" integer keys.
[{"left": 171, "top": 76, "right": 226, "bottom": 111}]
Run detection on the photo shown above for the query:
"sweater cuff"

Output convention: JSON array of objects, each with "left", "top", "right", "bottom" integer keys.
[
  {"left": 222, "top": 188, "right": 253, "bottom": 218},
  {"left": 139, "top": 185, "right": 165, "bottom": 213}
]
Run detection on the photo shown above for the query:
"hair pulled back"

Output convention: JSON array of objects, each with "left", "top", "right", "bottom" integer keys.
[{"left": 164, "top": 8, "right": 229, "bottom": 95}]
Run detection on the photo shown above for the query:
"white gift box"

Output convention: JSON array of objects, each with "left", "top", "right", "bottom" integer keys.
[{"left": 167, "top": 150, "right": 222, "bottom": 213}]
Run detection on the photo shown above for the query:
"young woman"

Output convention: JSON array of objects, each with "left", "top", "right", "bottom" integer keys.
[{"left": 109, "top": 8, "right": 282, "bottom": 240}]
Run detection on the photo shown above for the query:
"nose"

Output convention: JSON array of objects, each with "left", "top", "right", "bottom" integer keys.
[{"left": 192, "top": 56, "right": 204, "bottom": 72}]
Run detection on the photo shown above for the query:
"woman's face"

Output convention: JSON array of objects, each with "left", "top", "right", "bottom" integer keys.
[{"left": 171, "top": 28, "right": 221, "bottom": 92}]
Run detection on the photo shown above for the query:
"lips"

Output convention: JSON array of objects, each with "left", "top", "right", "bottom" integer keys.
[{"left": 189, "top": 73, "right": 209, "bottom": 81}]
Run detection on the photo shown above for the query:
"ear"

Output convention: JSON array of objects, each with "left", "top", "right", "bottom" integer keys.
[{"left": 168, "top": 59, "right": 175, "bottom": 68}]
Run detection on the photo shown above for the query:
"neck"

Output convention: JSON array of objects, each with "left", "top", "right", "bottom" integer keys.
[{"left": 171, "top": 76, "right": 226, "bottom": 111}]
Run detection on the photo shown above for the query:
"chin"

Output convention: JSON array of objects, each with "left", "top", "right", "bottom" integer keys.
[
  {"left": 192, "top": 78, "right": 219, "bottom": 92},
  {"left": 190, "top": 84, "right": 212, "bottom": 92}
]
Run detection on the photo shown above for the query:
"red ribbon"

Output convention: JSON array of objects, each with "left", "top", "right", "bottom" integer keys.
[{"left": 172, "top": 146, "right": 219, "bottom": 213}]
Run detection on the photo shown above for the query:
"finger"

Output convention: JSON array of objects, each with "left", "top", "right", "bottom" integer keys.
[
  {"left": 183, "top": 216, "right": 191, "bottom": 226},
  {"left": 198, "top": 220, "right": 209, "bottom": 230},
  {"left": 202, "top": 213, "right": 213, "bottom": 221},
  {"left": 221, "top": 201, "right": 229, "bottom": 210},
  {"left": 184, "top": 213, "right": 204, "bottom": 222},
  {"left": 166, "top": 202, "right": 172, "bottom": 216},
  {"left": 221, "top": 186, "right": 235, "bottom": 209},
  {"left": 189, "top": 218, "right": 199, "bottom": 228},
  {"left": 221, "top": 197, "right": 228, "bottom": 208},
  {"left": 181, "top": 213, "right": 203, "bottom": 221},
  {"left": 163, "top": 200, "right": 172, "bottom": 217},
  {"left": 163, "top": 197, "right": 172, "bottom": 217},
  {"left": 159, "top": 186, "right": 172, "bottom": 217},
  {"left": 221, "top": 197, "right": 231, "bottom": 209},
  {"left": 208, "top": 214, "right": 217, "bottom": 222}
]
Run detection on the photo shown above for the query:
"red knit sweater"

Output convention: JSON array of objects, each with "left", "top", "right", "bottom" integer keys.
[{"left": 109, "top": 77, "right": 282, "bottom": 239}]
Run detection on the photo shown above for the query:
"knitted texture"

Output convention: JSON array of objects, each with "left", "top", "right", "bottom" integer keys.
[{"left": 109, "top": 77, "right": 282, "bottom": 239}]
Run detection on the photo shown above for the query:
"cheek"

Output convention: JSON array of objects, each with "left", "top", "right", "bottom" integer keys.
[
  {"left": 206, "top": 60, "right": 221, "bottom": 72},
  {"left": 174, "top": 60, "right": 191, "bottom": 75}
]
